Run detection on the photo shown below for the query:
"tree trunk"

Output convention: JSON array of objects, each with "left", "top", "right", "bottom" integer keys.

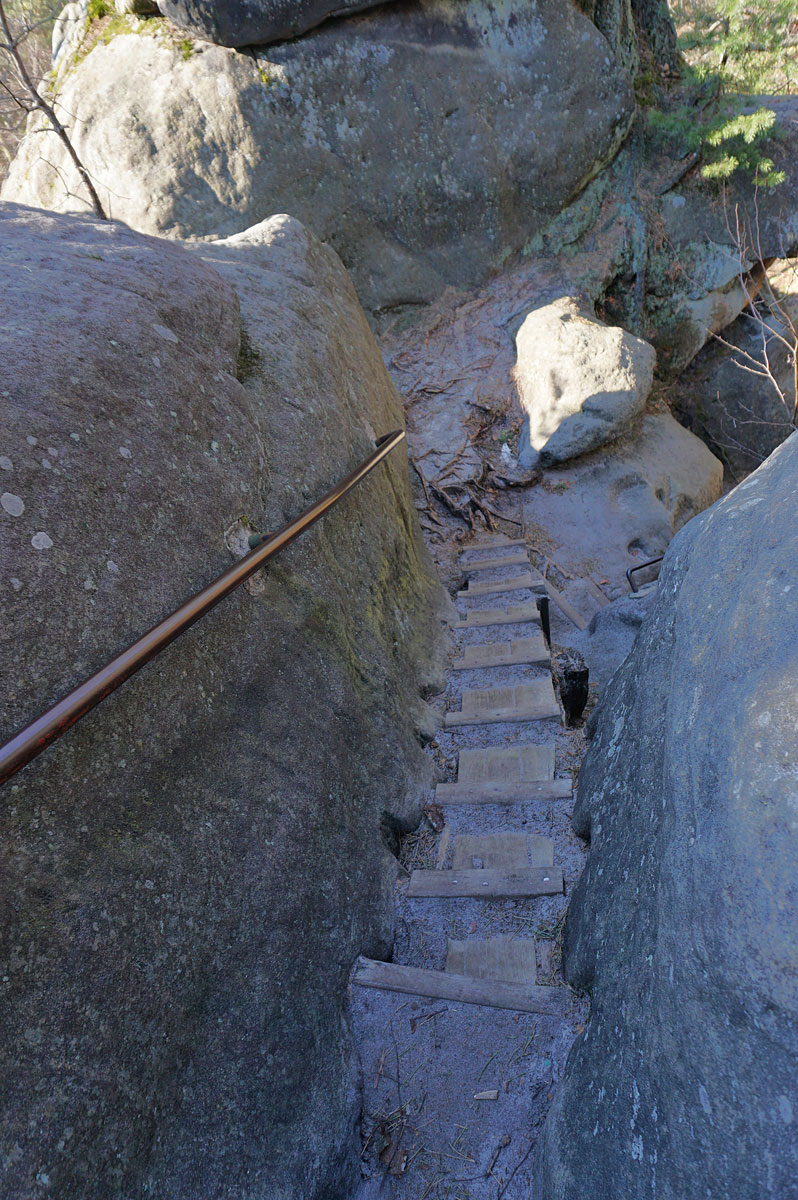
[{"left": 631, "top": 0, "right": 680, "bottom": 71}]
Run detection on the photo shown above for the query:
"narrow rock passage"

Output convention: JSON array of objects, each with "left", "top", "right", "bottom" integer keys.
[{"left": 351, "top": 534, "right": 589, "bottom": 1199}]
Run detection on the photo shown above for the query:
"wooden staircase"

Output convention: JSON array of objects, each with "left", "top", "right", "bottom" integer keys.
[{"left": 354, "top": 533, "right": 573, "bottom": 1019}]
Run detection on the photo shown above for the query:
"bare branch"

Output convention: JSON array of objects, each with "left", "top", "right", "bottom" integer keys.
[{"left": 0, "top": 0, "right": 106, "bottom": 219}]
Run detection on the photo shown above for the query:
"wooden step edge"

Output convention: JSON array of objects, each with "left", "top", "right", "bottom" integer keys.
[
  {"left": 434, "top": 779, "right": 572, "bottom": 804},
  {"left": 457, "top": 575, "right": 544, "bottom": 599},
  {"left": 466, "top": 535, "right": 526, "bottom": 549},
  {"left": 445, "top": 704, "right": 561, "bottom": 728},
  {"left": 451, "top": 648, "right": 549, "bottom": 670},
  {"left": 451, "top": 607, "right": 541, "bottom": 630},
  {"left": 461, "top": 552, "right": 529, "bottom": 572},
  {"left": 407, "top": 865, "right": 563, "bottom": 899},
  {"left": 352, "top": 956, "right": 570, "bottom": 1017}
]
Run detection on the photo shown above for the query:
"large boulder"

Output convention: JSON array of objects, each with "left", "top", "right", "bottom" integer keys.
[
  {"left": 2, "top": 0, "right": 635, "bottom": 313},
  {"left": 515, "top": 296, "right": 657, "bottom": 467},
  {"left": 520, "top": 409, "right": 723, "bottom": 592},
  {"left": 571, "top": 589, "right": 656, "bottom": 690},
  {"left": 634, "top": 97, "right": 798, "bottom": 375},
  {"left": 671, "top": 295, "right": 797, "bottom": 481},
  {"left": 0, "top": 201, "right": 449, "bottom": 1200},
  {"left": 158, "top": 0, "right": 396, "bottom": 47},
  {"left": 535, "top": 433, "right": 798, "bottom": 1199}
]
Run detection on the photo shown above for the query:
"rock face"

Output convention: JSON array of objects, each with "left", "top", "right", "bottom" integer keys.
[
  {"left": 0, "top": 202, "right": 449, "bottom": 1200},
  {"left": 158, "top": 0, "right": 396, "bottom": 47},
  {"left": 671, "top": 299, "right": 797, "bottom": 481},
  {"left": 535, "top": 433, "right": 798, "bottom": 1199},
  {"left": 576, "top": 0, "right": 679, "bottom": 73},
  {"left": 632, "top": 98, "right": 798, "bottom": 376},
  {"left": 572, "top": 589, "right": 656, "bottom": 690},
  {"left": 515, "top": 297, "right": 657, "bottom": 467},
  {"left": 521, "top": 410, "right": 723, "bottom": 591},
  {"left": 2, "top": 0, "right": 635, "bottom": 313}
]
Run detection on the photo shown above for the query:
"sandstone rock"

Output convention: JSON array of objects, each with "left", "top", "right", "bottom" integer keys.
[
  {"left": 572, "top": 588, "right": 656, "bottom": 690},
  {"left": 0, "top": 202, "right": 449, "bottom": 1200},
  {"left": 158, "top": 0, "right": 396, "bottom": 48},
  {"left": 116, "top": 0, "right": 159, "bottom": 14},
  {"left": 671, "top": 294, "right": 797, "bottom": 481},
  {"left": 639, "top": 97, "right": 798, "bottom": 375},
  {"left": 536, "top": 433, "right": 798, "bottom": 1199},
  {"left": 520, "top": 410, "right": 723, "bottom": 593},
  {"left": 515, "top": 297, "right": 657, "bottom": 467},
  {"left": 2, "top": 0, "right": 635, "bottom": 313},
  {"left": 52, "top": 0, "right": 88, "bottom": 65},
  {"left": 576, "top": 0, "right": 679, "bottom": 73}
]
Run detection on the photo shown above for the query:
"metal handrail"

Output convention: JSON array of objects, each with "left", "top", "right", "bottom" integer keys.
[
  {"left": 626, "top": 555, "right": 664, "bottom": 593},
  {"left": 0, "top": 429, "right": 406, "bottom": 787}
]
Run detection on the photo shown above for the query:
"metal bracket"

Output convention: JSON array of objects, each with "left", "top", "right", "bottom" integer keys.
[{"left": 626, "top": 556, "right": 664, "bottom": 593}]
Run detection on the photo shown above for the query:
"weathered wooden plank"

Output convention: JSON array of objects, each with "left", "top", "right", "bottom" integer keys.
[
  {"left": 461, "top": 551, "right": 529, "bottom": 572},
  {"left": 445, "top": 680, "right": 560, "bottom": 727},
  {"left": 542, "top": 581, "right": 588, "bottom": 631},
  {"left": 446, "top": 935, "right": 538, "bottom": 984},
  {"left": 407, "top": 865, "right": 563, "bottom": 898},
  {"left": 452, "top": 636, "right": 548, "bottom": 670},
  {"left": 452, "top": 602, "right": 541, "bottom": 630},
  {"left": 451, "top": 833, "right": 554, "bottom": 870},
  {"left": 353, "top": 956, "right": 569, "bottom": 1016},
  {"left": 461, "top": 681, "right": 556, "bottom": 717},
  {"left": 435, "top": 823, "right": 452, "bottom": 869},
  {"left": 466, "top": 534, "right": 524, "bottom": 550},
  {"left": 451, "top": 833, "right": 528, "bottom": 871},
  {"left": 458, "top": 572, "right": 543, "bottom": 599},
  {"left": 458, "top": 744, "right": 555, "bottom": 785},
  {"left": 434, "top": 778, "right": 572, "bottom": 805},
  {"left": 584, "top": 578, "right": 611, "bottom": 608}
]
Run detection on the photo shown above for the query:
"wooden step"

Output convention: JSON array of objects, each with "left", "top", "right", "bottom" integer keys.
[
  {"left": 408, "top": 865, "right": 563, "bottom": 898},
  {"left": 353, "top": 956, "right": 569, "bottom": 1016},
  {"left": 439, "top": 744, "right": 570, "bottom": 806},
  {"left": 445, "top": 680, "right": 560, "bottom": 727},
  {"left": 452, "top": 635, "right": 548, "bottom": 670},
  {"left": 452, "top": 602, "right": 541, "bottom": 630},
  {"left": 459, "top": 744, "right": 554, "bottom": 784},
  {"left": 461, "top": 550, "right": 529, "bottom": 572},
  {"left": 451, "top": 833, "right": 554, "bottom": 870},
  {"left": 435, "top": 779, "right": 572, "bottom": 805},
  {"left": 457, "top": 572, "right": 543, "bottom": 599},
  {"left": 446, "top": 935, "right": 537, "bottom": 984},
  {"left": 467, "top": 534, "right": 525, "bottom": 550}
]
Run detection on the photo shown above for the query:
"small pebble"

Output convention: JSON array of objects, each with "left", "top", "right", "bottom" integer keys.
[{"left": 31, "top": 532, "right": 53, "bottom": 550}]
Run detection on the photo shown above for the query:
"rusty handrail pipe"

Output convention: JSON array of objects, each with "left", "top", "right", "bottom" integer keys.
[{"left": 0, "top": 429, "right": 406, "bottom": 788}]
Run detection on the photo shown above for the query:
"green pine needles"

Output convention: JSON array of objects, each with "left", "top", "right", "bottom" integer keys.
[
  {"left": 641, "top": 0, "right": 795, "bottom": 189},
  {"left": 647, "top": 95, "right": 785, "bottom": 188}
]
